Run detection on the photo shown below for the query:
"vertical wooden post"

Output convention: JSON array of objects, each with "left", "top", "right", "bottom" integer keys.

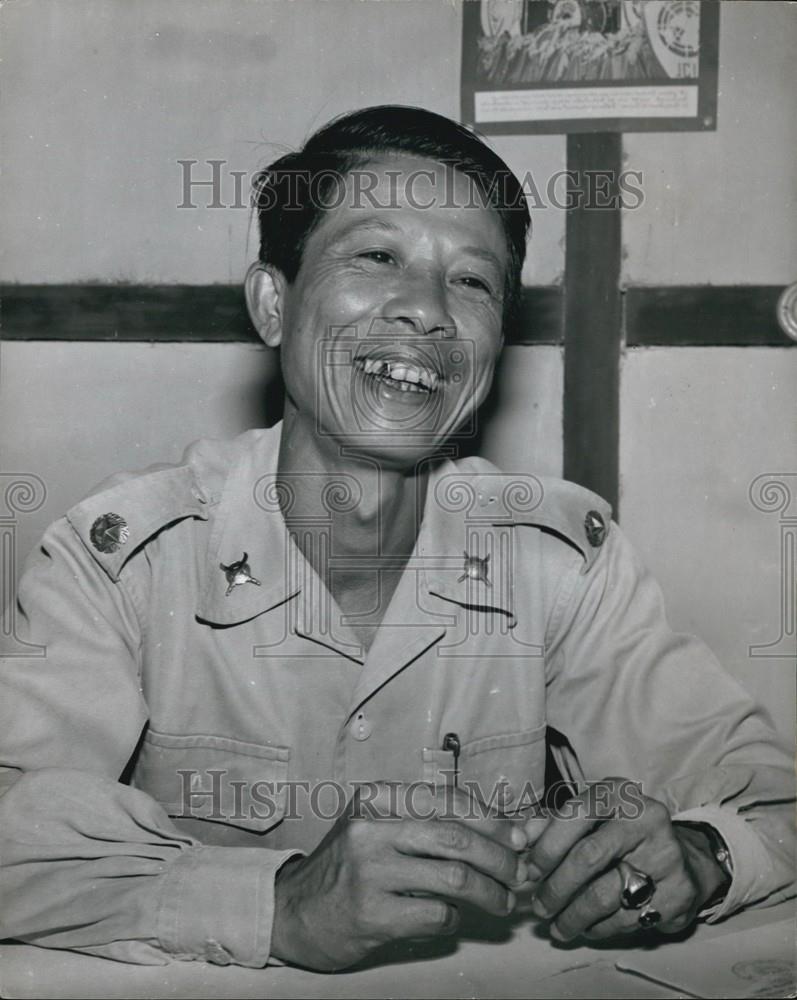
[{"left": 563, "top": 132, "right": 623, "bottom": 516}]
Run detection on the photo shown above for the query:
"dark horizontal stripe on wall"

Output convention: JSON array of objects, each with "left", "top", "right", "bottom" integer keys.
[
  {"left": 0, "top": 284, "right": 261, "bottom": 343},
  {"left": 1, "top": 284, "right": 792, "bottom": 346},
  {"left": 509, "top": 288, "right": 563, "bottom": 344},
  {"left": 625, "top": 286, "right": 794, "bottom": 347},
  {"left": 0, "top": 284, "right": 563, "bottom": 345}
]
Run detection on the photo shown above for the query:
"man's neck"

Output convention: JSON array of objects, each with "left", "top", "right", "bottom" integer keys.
[{"left": 275, "top": 409, "right": 431, "bottom": 562}]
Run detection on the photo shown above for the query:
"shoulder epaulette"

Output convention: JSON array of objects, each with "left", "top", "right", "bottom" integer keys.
[
  {"left": 465, "top": 466, "right": 613, "bottom": 573},
  {"left": 66, "top": 463, "right": 210, "bottom": 581}
]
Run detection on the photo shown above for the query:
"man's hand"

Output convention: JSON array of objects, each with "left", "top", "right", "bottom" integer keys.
[
  {"left": 271, "top": 782, "right": 528, "bottom": 971},
  {"left": 522, "top": 778, "right": 728, "bottom": 943}
]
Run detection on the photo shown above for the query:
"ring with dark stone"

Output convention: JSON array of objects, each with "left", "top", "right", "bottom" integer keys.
[{"left": 617, "top": 860, "right": 656, "bottom": 910}]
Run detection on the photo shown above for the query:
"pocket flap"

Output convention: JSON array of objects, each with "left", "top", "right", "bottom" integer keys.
[
  {"left": 423, "top": 724, "right": 547, "bottom": 815},
  {"left": 133, "top": 730, "right": 291, "bottom": 833}
]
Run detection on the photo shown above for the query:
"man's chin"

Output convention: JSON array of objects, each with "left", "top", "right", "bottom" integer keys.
[
  {"left": 330, "top": 427, "right": 453, "bottom": 470},
  {"left": 308, "top": 398, "right": 473, "bottom": 468}
]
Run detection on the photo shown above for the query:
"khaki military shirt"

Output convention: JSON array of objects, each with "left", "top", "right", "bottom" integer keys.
[{"left": 1, "top": 424, "right": 793, "bottom": 966}]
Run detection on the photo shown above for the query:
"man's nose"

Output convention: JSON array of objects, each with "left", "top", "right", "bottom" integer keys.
[{"left": 382, "top": 272, "right": 455, "bottom": 336}]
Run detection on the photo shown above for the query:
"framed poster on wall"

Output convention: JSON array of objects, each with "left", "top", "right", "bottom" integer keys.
[{"left": 461, "top": 0, "right": 719, "bottom": 134}]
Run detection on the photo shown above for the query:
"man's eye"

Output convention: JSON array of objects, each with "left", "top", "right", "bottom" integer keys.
[
  {"left": 358, "top": 250, "right": 395, "bottom": 264},
  {"left": 456, "top": 275, "right": 492, "bottom": 294}
]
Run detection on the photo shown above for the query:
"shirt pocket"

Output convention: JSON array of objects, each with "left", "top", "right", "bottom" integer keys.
[
  {"left": 422, "top": 724, "right": 547, "bottom": 816},
  {"left": 132, "top": 729, "right": 290, "bottom": 834}
]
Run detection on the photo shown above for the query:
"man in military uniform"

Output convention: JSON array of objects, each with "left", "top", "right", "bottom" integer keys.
[{"left": 1, "top": 106, "right": 793, "bottom": 971}]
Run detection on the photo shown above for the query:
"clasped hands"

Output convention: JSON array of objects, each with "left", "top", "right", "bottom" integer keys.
[{"left": 271, "top": 778, "right": 725, "bottom": 971}]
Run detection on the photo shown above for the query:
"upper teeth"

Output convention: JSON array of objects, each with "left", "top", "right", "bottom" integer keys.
[{"left": 359, "top": 357, "right": 439, "bottom": 390}]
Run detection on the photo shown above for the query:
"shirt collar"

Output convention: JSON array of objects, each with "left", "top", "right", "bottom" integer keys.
[
  {"left": 418, "top": 462, "right": 517, "bottom": 625},
  {"left": 196, "top": 426, "right": 516, "bottom": 627},
  {"left": 196, "top": 424, "right": 300, "bottom": 626}
]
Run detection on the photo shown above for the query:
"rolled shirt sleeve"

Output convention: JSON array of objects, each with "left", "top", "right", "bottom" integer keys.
[
  {"left": 0, "top": 518, "right": 300, "bottom": 965},
  {"left": 543, "top": 522, "right": 796, "bottom": 918},
  {"left": 1, "top": 769, "right": 301, "bottom": 965},
  {"left": 670, "top": 804, "right": 786, "bottom": 922}
]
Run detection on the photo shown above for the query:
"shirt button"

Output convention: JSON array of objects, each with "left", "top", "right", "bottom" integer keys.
[
  {"left": 191, "top": 486, "right": 207, "bottom": 504},
  {"left": 350, "top": 711, "right": 372, "bottom": 741}
]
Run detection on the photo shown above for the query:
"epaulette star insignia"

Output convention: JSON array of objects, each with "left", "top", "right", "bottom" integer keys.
[
  {"left": 584, "top": 510, "right": 607, "bottom": 548},
  {"left": 90, "top": 512, "right": 130, "bottom": 554}
]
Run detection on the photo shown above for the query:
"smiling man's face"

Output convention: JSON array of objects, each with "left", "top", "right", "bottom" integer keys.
[{"left": 264, "top": 154, "right": 510, "bottom": 467}]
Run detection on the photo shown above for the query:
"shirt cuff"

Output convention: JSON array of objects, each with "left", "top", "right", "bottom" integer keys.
[
  {"left": 672, "top": 804, "right": 775, "bottom": 923},
  {"left": 157, "top": 845, "right": 303, "bottom": 966}
]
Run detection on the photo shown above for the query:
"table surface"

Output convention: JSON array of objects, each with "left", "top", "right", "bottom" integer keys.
[{"left": 1, "top": 900, "right": 794, "bottom": 1000}]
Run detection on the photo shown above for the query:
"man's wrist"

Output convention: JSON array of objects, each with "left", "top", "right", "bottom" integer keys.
[
  {"left": 271, "top": 854, "right": 305, "bottom": 965},
  {"left": 673, "top": 821, "right": 733, "bottom": 911}
]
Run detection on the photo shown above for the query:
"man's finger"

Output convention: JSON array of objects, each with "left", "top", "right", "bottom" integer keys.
[
  {"left": 521, "top": 814, "right": 550, "bottom": 846},
  {"left": 454, "top": 810, "right": 527, "bottom": 852},
  {"left": 531, "top": 820, "right": 641, "bottom": 918},
  {"left": 579, "top": 905, "right": 640, "bottom": 942},
  {"left": 382, "top": 782, "right": 526, "bottom": 851},
  {"left": 547, "top": 867, "right": 625, "bottom": 940},
  {"left": 399, "top": 856, "right": 515, "bottom": 917},
  {"left": 526, "top": 779, "right": 638, "bottom": 877},
  {"left": 396, "top": 818, "right": 527, "bottom": 888},
  {"left": 434, "top": 785, "right": 528, "bottom": 851},
  {"left": 391, "top": 896, "right": 461, "bottom": 939},
  {"left": 580, "top": 873, "right": 696, "bottom": 942}
]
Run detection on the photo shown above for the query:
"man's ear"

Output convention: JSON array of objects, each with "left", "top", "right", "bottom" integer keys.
[{"left": 245, "top": 261, "right": 286, "bottom": 348}]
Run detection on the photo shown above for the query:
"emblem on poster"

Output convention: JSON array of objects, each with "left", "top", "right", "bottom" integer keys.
[{"left": 461, "top": 0, "right": 719, "bottom": 133}]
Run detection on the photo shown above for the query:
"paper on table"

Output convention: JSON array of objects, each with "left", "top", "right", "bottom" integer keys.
[{"left": 615, "top": 919, "right": 796, "bottom": 999}]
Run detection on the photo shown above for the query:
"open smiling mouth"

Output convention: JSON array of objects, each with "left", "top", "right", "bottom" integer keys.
[{"left": 352, "top": 356, "right": 441, "bottom": 394}]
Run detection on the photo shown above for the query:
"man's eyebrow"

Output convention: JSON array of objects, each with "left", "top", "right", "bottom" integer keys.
[
  {"left": 459, "top": 246, "right": 505, "bottom": 269},
  {"left": 329, "top": 218, "right": 402, "bottom": 240}
]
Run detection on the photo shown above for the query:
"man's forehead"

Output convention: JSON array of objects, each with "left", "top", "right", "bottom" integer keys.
[
  {"left": 337, "top": 153, "right": 483, "bottom": 200},
  {"left": 329, "top": 217, "right": 401, "bottom": 239}
]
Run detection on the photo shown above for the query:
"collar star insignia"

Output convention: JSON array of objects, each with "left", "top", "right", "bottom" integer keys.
[
  {"left": 219, "top": 552, "right": 261, "bottom": 596},
  {"left": 458, "top": 551, "right": 491, "bottom": 587}
]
